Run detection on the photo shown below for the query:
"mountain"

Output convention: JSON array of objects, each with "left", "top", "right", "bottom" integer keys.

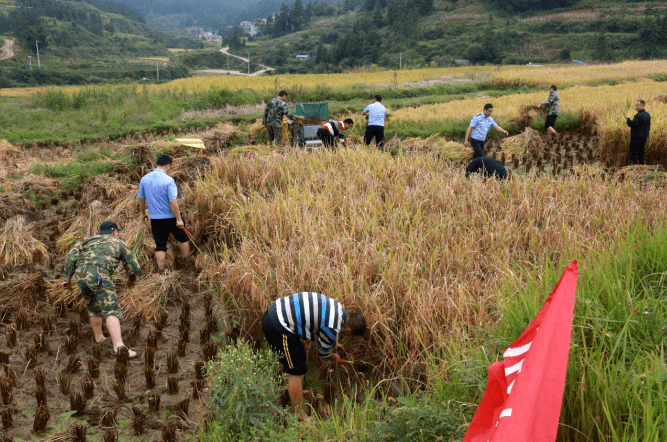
[
  {"left": 0, "top": 0, "right": 203, "bottom": 60},
  {"left": 229, "top": 0, "right": 667, "bottom": 74}
]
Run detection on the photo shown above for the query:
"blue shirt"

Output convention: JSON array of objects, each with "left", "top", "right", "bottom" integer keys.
[
  {"left": 364, "top": 102, "right": 386, "bottom": 127},
  {"left": 137, "top": 168, "right": 178, "bottom": 219},
  {"left": 469, "top": 112, "right": 497, "bottom": 141}
]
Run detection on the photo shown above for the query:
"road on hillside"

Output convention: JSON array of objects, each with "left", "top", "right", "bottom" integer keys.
[
  {"left": 220, "top": 46, "right": 275, "bottom": 76},
  {"left": 0, "top": 39, "right": 15, "bottom": 61}
]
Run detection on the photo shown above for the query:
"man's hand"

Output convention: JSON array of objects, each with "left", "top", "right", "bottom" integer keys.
[
  {"left": 326, "top": 353, "right": 342, "bottom": 365},
  {"left": 503, "top": 129, "right": 509, "bottom": 136},
  {"left": 299, "top": 116, "right": 305, "bottom": 120},
  {"left": 464, "top": 140, "right": 469, "bottom": 147},
  {"left": 127, "top": 278, "right": 136, "bottom": 289},
  {"left": 623, "top": 114, "right": 630, "bottom": 120},
  {"left": 176, "top": 219, "right": 184, "bottom": 228},
  {"left": 335, "top": 343, "right": 345, "bottom": 352}
]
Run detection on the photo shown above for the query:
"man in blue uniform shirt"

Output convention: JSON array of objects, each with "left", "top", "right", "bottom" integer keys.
[{"left": 464, "top": 103, "right": 509, "bottom": 158}]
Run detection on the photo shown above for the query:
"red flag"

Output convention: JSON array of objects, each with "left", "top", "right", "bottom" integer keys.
[{"left": 463, "top": 261, "right": 578, "bottom": 442}]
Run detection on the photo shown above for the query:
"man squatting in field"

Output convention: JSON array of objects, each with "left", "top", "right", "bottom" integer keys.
[
  {"left": 264, "top": 90, "right": 304, "bottom": 146},
  {"left": 363, "top": 94, "right": 387, "bottom": 150},
  {"left": 317, "top": 118, "right": 354, "bottom": 149},
  {"left": 63, "top": 221, "right": 141, "bottom": 358},
  {"left": 538, "top": 84, "right": 560, "bottom": 136},
  {"left": 623, "top": 99, "right": 651, "bottom": 165},
  {"left": 263, "top": 292, "right": 367, "bottom": 422},
  {"left": 137, "top": 154, "right": 189, "bottom": 272},
  {"left": 464, "top": 103, "right": 509, "bottom": 159}
]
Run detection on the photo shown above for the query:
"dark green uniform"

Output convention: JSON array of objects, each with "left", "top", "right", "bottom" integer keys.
[
  {"left": 263, "top": 97, "right": 299, "bottom": 145},
  {"left": 64, "top": 234, "right": 141, "bottom": 319}
]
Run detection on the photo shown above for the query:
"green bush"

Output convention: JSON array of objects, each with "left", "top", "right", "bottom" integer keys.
[
  {"left": 202, "top": 339, "right": 288, "bottom": 441},
  {"left": 364, "top": 396, "right": 467, "bottom": 442}
]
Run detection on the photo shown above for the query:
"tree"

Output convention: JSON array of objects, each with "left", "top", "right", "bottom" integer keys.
[
  {"left": 290, "top": 0, "right": 305, "bottom": 32},
  {"left": 415, "top": 0, "right": 433, "bottom": 16},
  {"left": 371, "top": 2, "right": 385, "bottom": 27},
  {"left": 386, "top": 0, "right": 402, "bottom": 28},
  {"left": 593, "top": 33, "right": 611, "bottom": 61}
]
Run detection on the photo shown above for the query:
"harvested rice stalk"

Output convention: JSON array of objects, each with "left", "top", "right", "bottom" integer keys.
[
  {"left": 40, "top": 314, "right": 53, "bottom": 335},
  {"left": 114, "top": 363, "right": 127, "bottom": 383},
  {"left": 144, "top": 364, "right": 155, "bottom": 389},
  {"left": 111, "top": 380, "right": 127, "bottom": 402},
  {"left": 191, "top": 380, "right": 205, "bottom": 399},
  {"left": 177, "top": 339, "right": 187, "bottom": 357},
  {"left": 5, "top": 327, "right": 17, "bottom": 348},
  {"left": 115, "top": 347, "right": 129, "bottom": 366},
  {"left": 0, "top": 376, "right": 12, "bottom": 405},
  {"left": 99, "top": 407, "right": 118, "bottom": 429},
  {"left": 131, "top": 407, "right": 145, "bottom": 436},
  {"left": 59, "top": 372, "right": 71, "bottom": 396},
  {"left": 25, "top": 345, "right": 38, "bottom": 368},
  {"left": 69, "top": 392, "right": 87, "bottom": 416},
  {"left": 202, "top": 341, "right": 217, "bottom": 362},
  {"left": 33, "top": 331, "right": 48, "bottom": 352},
  {"left": 195, "top": 361, "right": 205, "bottom": 380},
  {"left": 71, "top": 423, "right": 87, "bottom": 442},
  {"left": 87, "top": 357, "right": 100, "bottom": 379},
  {"left": 14, "top": 307, "right": 29, "bottom": 330},
  {"left": 92, "top": 344, "right": 102, "bottom": 361},
  {"left": 148, "top": 392, "right": 160, "bottom": 412},
  {"left": 102, "top": 430, "right": 118, "bottom": 442},
  {"left": 82, "top": 377, "right": 94, "bottom": 400},
  {"left": 175, "top": 397, "right": 189, "bottom": 419},
  {"left": 144, "top": 347, "right": 156, "bottom": 368},
  {"left": 166, "top": 377, "right": 178, "bottom": 395},
  {"left": 35, "top": 368, "right": 46, "bottom": 387},
  {"left": 146, "top": 330, "right": 158, "bottom": 349},
  {"left": 162, "top": 421, "right": 176, "bottom": 442},
  {"left": 166, "top": 351, "right": 178, "bottom": 374},
  {"left": 0, "top": 353, "right": 7, "bottom": 365},
  {"left": 1, "top": 408, "right": 12, "bottom": 430},
  {"left": 36, "top": 385, "right": 47, "bottom": 406},
  {"left": 65, "top": 355, "right": 82, "bottom": 374}
]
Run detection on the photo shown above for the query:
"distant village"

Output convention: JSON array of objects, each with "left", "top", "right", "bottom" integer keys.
[{"left": 183, "top": 18, "right": 264, "bottom": 44}]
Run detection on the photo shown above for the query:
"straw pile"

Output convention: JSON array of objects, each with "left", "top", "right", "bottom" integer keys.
[
  {"left": 0, "top": 216, "right": 49, "bottom": 267},
  {"left": 57, "top": 200, "right": 109, "bottom": 253},
  {"left": 118, "top": 272, "right": 183, "bottom": 320},
  {"left": 613, "top": 165, "right": 667, "bottom": 186},
  {"left": 248, "top": 119, "right": 265, "bottom": 142},
  {"left": 0, "top": 140, "right": 23, "bottom": 161},
  {"left": 78, "top": 175, "right": 134, "bottom": 207},
  {"left": 12, "top": 174, "right": 60, "bottom": 195},
  {"left": 0, "top": 193, "right": 36, "bottom": 221},
  {"left": 501, "top": 127, "right": 543, "bottom": 159},
  {"left": 0, "top": 272, "right": 49, "bottom": 318},
  {"left": 201, "top": 122, "right": 239, "bottom": 146},
  {"left": 573, "top": 163, "right": 607, "bottom": 179},
  {"left": 171, "top": 155, "right": 212, "bottom": 185},
  {"left": 436, "top": 141, "right": 471, "bottom": 162}
]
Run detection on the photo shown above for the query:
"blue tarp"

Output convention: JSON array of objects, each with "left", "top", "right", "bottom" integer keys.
[{"left": 572, "top": 60, "right": 586, "bottom": 65}]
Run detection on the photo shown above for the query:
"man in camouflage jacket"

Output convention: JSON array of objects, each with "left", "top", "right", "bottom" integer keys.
[
  {"left": 63, "top": 221, "right": 141, "bottom": 358},
  {"left": 263, "top": 90, "right": 304, "bottom": 146}
]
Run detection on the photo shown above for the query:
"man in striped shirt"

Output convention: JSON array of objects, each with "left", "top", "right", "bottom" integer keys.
[
  {"left": 316, "top": 118, "right": 354, "bottom": 149},
  {"left": 262, "top": 292, "right": 367, "bottom": 421}
]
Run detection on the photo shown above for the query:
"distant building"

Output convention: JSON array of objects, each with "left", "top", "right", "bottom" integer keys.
[{"left": 239, "top": 21, "right": 258, "bottom": 36}]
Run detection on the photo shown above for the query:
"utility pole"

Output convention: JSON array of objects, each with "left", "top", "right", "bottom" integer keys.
[
  {"left": 156, "top": 60, "right": 159, "bottom": 81},
  {"left": 36, "top": 40, "right": 41, "bottom": 68},
  {"left": 399, "top": 52, "right": 402, "bottom": 71},
  {"left": 248, "top": 52, "right": 250, "bottom": 75},
  {"left": 28, "top": 56, "right": 32, "bottom": 70}
]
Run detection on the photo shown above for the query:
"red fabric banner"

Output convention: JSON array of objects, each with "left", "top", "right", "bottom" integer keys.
[{"left": 463, "top": 261, "right": 578, "bottom": 442}]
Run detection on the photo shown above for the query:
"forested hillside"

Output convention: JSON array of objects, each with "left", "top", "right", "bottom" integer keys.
[{"left": 228, "top": 0, "right": 667, "bottom": 74}]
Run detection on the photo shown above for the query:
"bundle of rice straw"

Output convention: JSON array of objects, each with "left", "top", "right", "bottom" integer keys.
[
  {"left": 202, "top": 122, "right": 238, "bottom": 144},
  {"left": 613, "top": 165, "right": 667, "bottom": 185},
  {"left": 0, "top": 216, "right": 49, "bottom": 266},
  {"left": 0, "top": 140, "right": 23, "bottom": 161},
  {"left": 501, "top": 127, "right": 543, "bottom": 159},
  {"left": 12, "top": 173, "right": 60, "bottom": 195},
  {"left": 172, "top": 155, "right": 212, "bottom": 185},
  {"left": 501, "top": 133, "right": 526, "bottom": 158},
  {"left": 436, "top": 141, "right": 472, "bottom": 162},
  {"left": 79, "top": 175, "right": 134, "bottom": 206},
  {"left": 248, "top": 119, "right": 266, "bottom": 142},
  {"left": 118, "top": 271, "right": 184, "bottom": 320},
  {"left": 0, "top": 272, "right": 49, "bottom": 319},
  {"left": 57, "top": 200, "right": 110, "bottom": 253},
  {"left": 0, "top": 193, "right": 35, "bottom": 221}
]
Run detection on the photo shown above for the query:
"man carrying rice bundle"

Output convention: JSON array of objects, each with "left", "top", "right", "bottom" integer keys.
[
  {"left": 537, "top": 84, "right": 560, "bottom": 137},
  {"left": 62, "top": 221, "right": 141, "bottom": 358},
  {"left": 262, "top": 292, "right": 367, "bottom": 422}
]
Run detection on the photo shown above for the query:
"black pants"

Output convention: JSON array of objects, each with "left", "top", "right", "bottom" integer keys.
[
  {"left": 629, "top": 137, "right": 647, "bottom": 165},
  {"left": 317, "top": 128, "right": 336, "bottom": 148},
  {"left": 364, "top": 125, "right": 385, "bottom": 150},
  {"left": 470, "top": 138, "right": 485, "bottom": 159}
]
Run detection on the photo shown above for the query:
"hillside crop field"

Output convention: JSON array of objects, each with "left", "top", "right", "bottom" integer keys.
[{"left": 0, "top": 61, "right": 666, "bottom": 441}]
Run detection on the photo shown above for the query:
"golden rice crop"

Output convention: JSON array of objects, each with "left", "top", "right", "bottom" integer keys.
[
  {"left": 493, "top": 59, "right": 667, "bottom": 87},
  {"left": 0, "top": 216, "right": 49, "bottom": 266},
  {"left": 191, "top": 147, "right": 667, "bottom": 377}
]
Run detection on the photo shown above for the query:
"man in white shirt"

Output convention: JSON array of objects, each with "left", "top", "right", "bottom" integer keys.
[{"left": 363, "top": 94, "right": 387, "bottom": 150}]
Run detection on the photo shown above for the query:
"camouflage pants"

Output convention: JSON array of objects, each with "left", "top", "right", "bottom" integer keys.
[
  {"left": 265, "top": 123, "right": 283, "bottom": 145},
  {"left": 75, "top": 265, "right": 123, "bottom": 320}
]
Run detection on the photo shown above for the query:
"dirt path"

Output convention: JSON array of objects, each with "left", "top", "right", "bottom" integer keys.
[
  {"left": 0, "top": 39, "right": 15, "bottom": 61},
  {"left": 220, "top": 46, "right": 275, "bottom": 76}
]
